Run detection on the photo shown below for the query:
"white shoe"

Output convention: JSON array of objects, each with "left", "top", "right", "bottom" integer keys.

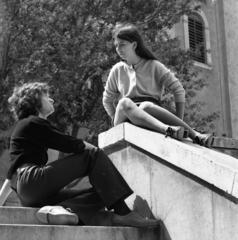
[
  {"left": 165, "top": 126, "right": 185, "bottom": 141},
  {"left": 36, "top": 206, "right": 78, "bottom": 225}
]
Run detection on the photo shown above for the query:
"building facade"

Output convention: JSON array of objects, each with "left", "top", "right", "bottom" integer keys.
[{"left": 173, "top": 0, "right": 238, "bottom": 138}]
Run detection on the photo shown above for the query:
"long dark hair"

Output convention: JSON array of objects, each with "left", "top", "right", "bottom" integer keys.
[{"left": 112, "top": 23, "right": 158, "bottom": 61}]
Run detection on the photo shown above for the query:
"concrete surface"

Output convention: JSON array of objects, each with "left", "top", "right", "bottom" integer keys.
[
  {"left": 0, "top": 207, "right": 41, "bottom": 224},
  {"left": 212, "top": 136, "right": 238, "bottom": 150},
  {"left": 0, "top": 224, "right": 160, "bottom": 240},
  {"left": 99, "top": 123, "right": 238, "bottom": 240},
  {"left": 0, "top": 206, "right": 162, "bottom": 240},
  {"left": 99, "top": 123, "right": 238, "bottom": 198}
]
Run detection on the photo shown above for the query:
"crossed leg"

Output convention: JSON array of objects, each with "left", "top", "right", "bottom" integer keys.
[{"left": 114, "top": 98, "right": 197, "bottom": 139}]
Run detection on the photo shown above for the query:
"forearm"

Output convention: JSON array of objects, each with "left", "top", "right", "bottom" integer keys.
[
  {"left": 102, "top": 99, "right": 116, "bottom": 119},
  {"left": 102, "top": 82, "right": 118, "bottom": 118},
  {"left": 0, "top": 179, "right": 12, "bottom": 206},
  {"left": 28, "top": 118, "right": 86, "bottom": 153},
  {"left": 175, "top": 102, "right": 185, "bottom": 120}
]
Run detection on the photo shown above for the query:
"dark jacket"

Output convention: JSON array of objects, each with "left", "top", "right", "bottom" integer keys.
[{"left": 7, "top": 115, "right": 85, "bottom": 180}]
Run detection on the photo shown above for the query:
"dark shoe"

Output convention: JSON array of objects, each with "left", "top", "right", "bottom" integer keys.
[
  {"left": 165, "top": 126, "right": 184, "bottom": 141},
  {"left": 112, "top": 210, "right": 159, "bottom": 228},
  {"left": 193, "top": 134, "right": 214, "bottom": 148},
  {"left": 36, "top": 206, "right": 78, "bottom": 225}
]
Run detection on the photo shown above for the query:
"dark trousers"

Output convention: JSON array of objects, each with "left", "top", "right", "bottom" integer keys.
[{"left": 14, "top": 142, "right": 133, "bottom": 224}]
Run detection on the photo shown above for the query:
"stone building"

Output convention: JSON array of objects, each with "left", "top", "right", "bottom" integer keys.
[{"left": 173, "top": 0, "right": 238, "bottom": 138}]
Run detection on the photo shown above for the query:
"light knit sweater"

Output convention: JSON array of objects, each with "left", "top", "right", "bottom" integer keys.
[{"left": 103, "top": 58, "right": 185, "bottom": 118}]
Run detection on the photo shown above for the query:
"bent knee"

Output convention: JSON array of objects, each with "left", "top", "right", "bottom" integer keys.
[
  {"left": 117, "top": 98, "right": 134, "bottom": 112},
  {"left": 139, "top": 101, "right": 156, "bottom": 111}
]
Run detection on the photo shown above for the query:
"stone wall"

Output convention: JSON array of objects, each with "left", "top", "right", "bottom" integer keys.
[
  {"left": 221, "top": 0, "right": 238, "bottom": 139},
  {"left": 174, "top": 0, "right": 238, "bottom": 138},
  {"left": 99, "top": 123, "right": 238, "bottom": 240}
]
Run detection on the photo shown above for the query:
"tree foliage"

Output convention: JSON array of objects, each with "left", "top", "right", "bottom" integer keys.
[{"left": 0, "top": 0, "right": 218, "bottom": 145}]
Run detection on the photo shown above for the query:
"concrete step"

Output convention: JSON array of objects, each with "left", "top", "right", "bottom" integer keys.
[
  {"left": 0, "top": 224, "right": 159, "bottom": 240},
  {"left": 0, "top": 207, "right": 160, "bottom": 240},
  {"left": 0, "top": 206, "right": 41, "bottom": 224}
]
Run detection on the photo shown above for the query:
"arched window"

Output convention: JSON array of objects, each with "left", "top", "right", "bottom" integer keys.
[{"left": 188, "top": 14, "right": 206, "bottom": 63}]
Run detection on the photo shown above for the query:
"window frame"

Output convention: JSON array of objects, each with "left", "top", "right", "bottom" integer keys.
[
  {"left": 182, "top": 12, "right": 212, "bottom": 70},
  {"left": 188, "top": 14, "right": 206, "bottom": 64}
]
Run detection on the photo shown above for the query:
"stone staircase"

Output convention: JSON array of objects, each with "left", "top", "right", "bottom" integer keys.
[
  {"left": 0, "top": 206, "right": 160, "bottom": 240},
  {"left": 1, "top": 122, "right": 238, "bottom": 240}
]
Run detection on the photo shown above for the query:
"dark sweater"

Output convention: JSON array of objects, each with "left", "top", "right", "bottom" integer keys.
[{"left": 7, "top": 115, "right": 85, "bottom": 180}]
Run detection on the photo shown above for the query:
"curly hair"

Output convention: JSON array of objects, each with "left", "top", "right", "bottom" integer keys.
[{"left": 8, "top": 82, "right": 49, "bottom": 120}]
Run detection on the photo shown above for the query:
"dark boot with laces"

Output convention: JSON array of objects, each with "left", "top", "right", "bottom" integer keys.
[
  {"left": 193, "top": 133, "right": 214, "bottom": 148},
  {"left": 165, "top": 126, "right": 185, "bottom": 141}
]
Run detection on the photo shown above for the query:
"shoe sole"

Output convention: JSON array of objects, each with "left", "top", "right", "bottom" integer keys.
[{"left": 36, "top": 208, "right": 78, "bottom": 225}]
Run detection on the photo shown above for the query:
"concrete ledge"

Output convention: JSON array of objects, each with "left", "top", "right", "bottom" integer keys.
[
  {"left": 0, "top": 224, "right": 160, "bottom": 240},
  {"left": 99, "top": 123, "right": 238, "bottom": 240},
  {"left": 99, "top": 123, "right": 238, "bottom": 199},
  {"left": 212, "top": 137, "right": 238, "bottom": 150},
  {"left": 0, "top": 207, "right": 41, "bottom": 224}
]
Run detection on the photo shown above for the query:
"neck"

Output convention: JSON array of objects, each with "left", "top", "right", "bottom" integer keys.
[
  {"left": 38, "top": 114, "right": 47, "bottom": 120},
  {"left": 127, "top": 56, "right": 142, "bottom": 66},
  {"left": 38, "top": 112, "right": 49, "bottom": 120}
]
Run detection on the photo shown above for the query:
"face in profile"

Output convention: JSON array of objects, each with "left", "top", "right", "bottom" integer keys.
[{"left": 38, "top": 93, "right": 54, "bottom": 118}]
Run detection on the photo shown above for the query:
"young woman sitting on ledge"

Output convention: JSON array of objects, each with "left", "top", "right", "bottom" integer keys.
[
  {"left": 103, "top": 23, "right": 214, "bottom": 147},
  {"left": 0, "top": 82, "right": 159, "bottom": 227}
]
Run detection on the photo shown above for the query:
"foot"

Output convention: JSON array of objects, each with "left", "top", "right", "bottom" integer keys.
[
  {"left": 36, "top": 206, "right": 79, "bottom": 225},
  {"left": 165, "top": 126, "right": 184, "bottom": 141},
  {"left": 112, "top": 210, "right": 159, "bottom": 228},
  {"left": 193, "top": 133, "right": 214, "bottom": 148}
]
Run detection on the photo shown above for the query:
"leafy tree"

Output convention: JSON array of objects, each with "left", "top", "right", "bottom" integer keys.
[
  {"left": 0, "top": 0, "right": 218, "bottom": 149},
  {"left": 0, "top": 0, "right": 20, "bottom": 133}
]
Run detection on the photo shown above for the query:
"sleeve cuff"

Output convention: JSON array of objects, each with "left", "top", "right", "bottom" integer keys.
[{"left": 76, "top": 140, "right": 86, "bottom": 153}]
